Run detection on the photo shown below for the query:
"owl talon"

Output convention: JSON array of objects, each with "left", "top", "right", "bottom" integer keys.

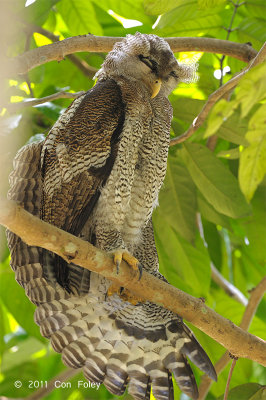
[
  {"left": 138, "top": 264, "right": 143, "bottom": 280},
  {"left": 112, "top": 249, "right": 141, "bottom": 279}
]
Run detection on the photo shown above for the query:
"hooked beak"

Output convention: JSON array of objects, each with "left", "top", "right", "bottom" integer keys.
[{"left": 150, "top": 78, "right": 162, "bottom": 98}]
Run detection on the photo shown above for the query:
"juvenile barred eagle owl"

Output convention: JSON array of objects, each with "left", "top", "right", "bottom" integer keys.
[{"left": 7, "top": 33, "right": 216, "bottom": 400}]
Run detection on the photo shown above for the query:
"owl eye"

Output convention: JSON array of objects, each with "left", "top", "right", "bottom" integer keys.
[
  {"left": 138, "top": 55, "right": 158, "bottom": 73},
  {"left": 169, "top": 71, "right": 178, "bottom": 79}
]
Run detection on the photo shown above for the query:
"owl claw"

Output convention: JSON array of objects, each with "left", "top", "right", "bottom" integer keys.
[{"left": 112, "top": 250, "right": 142, "bottom": 280}]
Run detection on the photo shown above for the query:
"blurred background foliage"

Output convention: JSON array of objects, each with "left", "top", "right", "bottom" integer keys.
[{"left": 0, "top": 0, "right": 265, "bottom": 399}]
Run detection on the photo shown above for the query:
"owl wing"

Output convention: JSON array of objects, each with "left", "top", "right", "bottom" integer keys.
[{"left": 40, "top": 79, "right": 125, "bottom": 291}]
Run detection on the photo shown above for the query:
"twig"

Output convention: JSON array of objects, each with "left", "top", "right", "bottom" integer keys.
[
  {"left": 7, "top": 90, "right": 85, "bottom": 112},
  {"left": 223, "top": 359, "right": 237, "bottom": 400},
  {"left": 0, "top": 199, "right": 265, "bottom": 366},
  {"left": 198, "top": 276, "right": 266, "bottom": 400},
  {"left": 170, "top": 42, "right": 266, "bottom": 146},
  {"left": 211, "top": 264, "right": 248, "bottom": 306},
  {"left": 2, "top": 36, "right": 257, "bottom": 77}
]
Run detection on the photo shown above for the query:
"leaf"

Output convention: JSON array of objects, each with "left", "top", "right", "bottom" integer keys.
[
  {"left": 217, "top": 147, "right": 240, "bottom": 159},
  {"left": 91, "top": 0, "right": 154, "bottom": 25},
  {"left": 236, "top": 63, "right": 266, "bottom": 118},
  {"left": 245, "top": 0, "right": 266, "bottom": 21},
  {"left": 158, "top": 156, "right": 197, "bottom": 242},
  {"left": 181, "top": 143, "right": 251, "bottom": 218},
  {"left": 57, "top": 0, "right": 103, "bottom": 36},
  {"left": 170, "top": 96, "right": 204, "bottom": 126},
  {"left": 238, "top": 17, "right": 266, "bottom": 50},
  {"left": 239, "top": 104, "right": 266, "bottom": 201},
  {"left": 205, "top": 103, "right": 249, "bottom": 146},
  {"left": 143, "top": 0, "right": 179, "bottom": 16},
  {"left": 22, "top": 0, "right": 60, "bottom": 26},
  {"left": 154, "top": 0, "right": 222, "bottom": 37},
  {"left": 217, "top": 383, "right": 264, "bottom": 400},
  {"left": 197, "top": 191, "right": 231, "bottom": 229},
  {"left": 0, "top": 271, "right": 45, "bottom": 343},
  {"left": 153, "top": 215, "right": 211, "bottom": 296},
  {"left": 1, "top": 337, "right": 46, "bottom": 373},
  {"left": 239, "top": 139, "right": 266, "bottom": 202},
  {"left": 198, "top": 0, "right": 226, "bottom": 9}
]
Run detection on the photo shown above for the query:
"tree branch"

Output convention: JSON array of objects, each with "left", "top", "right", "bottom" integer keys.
[
  {"left": 7, "top": 91, "right": 85, "bottom": 112},
  {"left": 0, "top": 199, "right": 265, "bottom": 367},
  {"left": 2, "top": 36, "right": 257, "bottom": 77},
  {"left": 170, "top": 42, "right": 266, "bottom": 146},
  {"left": 29, "top": 25, "right": 98, "bottom": 78},
  {"left": 198, "top": 276, "right": 266, "bottom": 400}
]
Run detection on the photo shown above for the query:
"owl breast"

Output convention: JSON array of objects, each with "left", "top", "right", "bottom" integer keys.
[{"left": 92, "top": 81, "right": 172, "bottom": 251}]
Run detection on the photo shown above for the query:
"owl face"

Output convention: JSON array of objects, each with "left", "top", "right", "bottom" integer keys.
[{"left": 95, "top": 33, "right": 195, "bottom": 98}]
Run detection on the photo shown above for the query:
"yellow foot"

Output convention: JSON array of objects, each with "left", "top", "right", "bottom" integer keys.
[
  {"left": 113, "top": 249, "right": 142, "bottom": 280},
  {"left": 107, "top": 284, "right": 142, "bottom": 305}
]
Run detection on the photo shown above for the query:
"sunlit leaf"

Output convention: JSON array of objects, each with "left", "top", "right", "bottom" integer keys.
[
  {"left": 155, "top": 0, "right": 222, "bottom": 37},
  {"left": 91, "top": 0, "right": 154, "bottom": 25},
  {"left": 239, "top": 104, "right": 266, "bottom": 201},
  {"left": 57, "top": 0, "right": 103, "bottom": 36}
]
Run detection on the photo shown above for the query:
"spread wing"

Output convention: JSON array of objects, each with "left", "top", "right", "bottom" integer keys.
[{"left": 40, "top": 79, "right": 125, "bottom": 291}]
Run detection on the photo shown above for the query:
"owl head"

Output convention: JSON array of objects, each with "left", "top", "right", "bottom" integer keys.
[{"left": 95, "top": 32, "right": 197, "bottom": 98}]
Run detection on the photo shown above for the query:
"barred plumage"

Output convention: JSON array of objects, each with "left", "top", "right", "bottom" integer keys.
[{"left": 7, "top": 33, "right": 216, "bottom": 400}]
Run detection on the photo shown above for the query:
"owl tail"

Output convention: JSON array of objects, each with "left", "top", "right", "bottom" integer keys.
[{"left": 7, "top": 141, "right": 217, "bottom": 400}]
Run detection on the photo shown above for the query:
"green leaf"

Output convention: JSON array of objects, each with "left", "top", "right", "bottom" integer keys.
[
  {"left": 0, "top": 272, "right": 44, "bottom": 343},
  {"left": 217, "top": 147, "right": 240, "bottom": 160},
  {"left": 144, "top": 0, "right": 178, "bottom": 16},
  {"left": 1, "top": 337, "right": 46, "bottom": 373},
  {"left": 245, "top": 0, "right": 266, "bottom": 20},
  {"left": 158, "top": 156, "right": 197, "bottom": 242},
  {"left": 198, "top": 0, "right": 226, "bottom": 9},
  {"left": 236, "top": 63, "right": 266, "bottom": 118},
  {"left": 153, "top": 215, "right": 211, "bottom": 296},
  {"left": 238, "top": 17, "right": 266, "bottom": 50},
  {"left": 91, "top": 0, "right": 154, "bottom": 25},
  {"left": 217, "top": 383, "right": 264, "bottom": 400},
  {"left": 181, "top": 143, "right": 251, "bottom": 218},
  {"left": 22, "top": 0, "right": 60, "bottom": 26},
  {"left": 154, "top": 0, "right": 222, "bottom": 37},
  {"left": 197, "top": 191, "right": 231, "bottom": 229},
  {"left": 170, "top": 96, "right": 204, "bottom": 126},
  {"left": 239, "top": 139, "right": 266, "bottom": 202},
  {"left": 205, "top": 103, "right": 249, "bottom": 146},
  {"left": 239, "top": 104, "right": 266, "bottom": 201},
  {"left": 57, "top": 0, "right": 103, "bottom": 36}
]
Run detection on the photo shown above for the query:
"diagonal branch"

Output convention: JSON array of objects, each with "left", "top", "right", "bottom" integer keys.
[
  {"left": 2, "top": 36, "right": 257, "bottom": 77},
  {"left": 7, "top": 90, "right": 85, "bottom": 112},
  {"left": 170, "top": 42, "right": 266, "bottom": 146},
  {"left": 0, "top": 199, "right": 265, "bottom": 367}
]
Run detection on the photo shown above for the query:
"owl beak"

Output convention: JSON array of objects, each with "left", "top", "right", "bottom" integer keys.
[{"left": 151, "top": 78, "right": 162, "bottom": 98}]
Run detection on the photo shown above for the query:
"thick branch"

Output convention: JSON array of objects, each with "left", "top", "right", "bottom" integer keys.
[
  {"left": 0, "top": 199, "right": 265, "bottom": 367},
  {"left": 2, "top": 36, "right": 257, "bottom": 77},
  {"left": 198, "top": 276, "right": 266, "bottom": 400},
  {"left": 170, "top": 42, "right": 266, "bottom": 146}
]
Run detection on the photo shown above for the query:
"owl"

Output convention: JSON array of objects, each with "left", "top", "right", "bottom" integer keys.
[{"left": 7, "top": 33, "right": 216, "bottom": 400}]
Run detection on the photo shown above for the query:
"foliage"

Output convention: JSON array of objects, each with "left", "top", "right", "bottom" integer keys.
[{"left": 0, "top": 1, "right": 265, "bottom": 400}]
